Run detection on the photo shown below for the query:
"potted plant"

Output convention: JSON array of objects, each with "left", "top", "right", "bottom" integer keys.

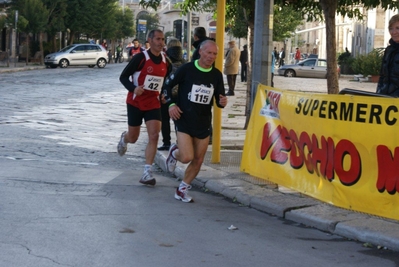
[{"left": 352, "top": 48, "right": 384, "bottom": 82}]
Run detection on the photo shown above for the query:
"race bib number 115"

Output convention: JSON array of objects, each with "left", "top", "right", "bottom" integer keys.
[{"left": 190, "top": 84, "right": 214, "bottom": 104}]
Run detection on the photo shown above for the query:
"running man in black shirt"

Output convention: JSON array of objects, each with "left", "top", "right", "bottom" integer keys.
[{"left": 163, "top": 40, "right": 227, "bottom": 202}]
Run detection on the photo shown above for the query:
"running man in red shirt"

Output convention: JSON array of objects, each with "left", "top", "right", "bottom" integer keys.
[{"left": 118, "top": 29, "right": 171, "bottom": 185}]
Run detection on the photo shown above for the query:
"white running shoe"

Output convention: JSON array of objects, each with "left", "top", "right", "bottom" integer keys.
[
  {"left": 139, "top": 169, "right": 156, "bottom": 186},
  {"left": 117, "top": 131, "right": 127, "bottom": 156},
  {"left": 166, "top": 143, "right": 178, "bottom": 173},
  {"left": 174, "top": 185, "right": 193, "bottom": 203}
]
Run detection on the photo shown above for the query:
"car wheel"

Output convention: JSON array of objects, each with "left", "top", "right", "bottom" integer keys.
[
  {"left": 284, "top": 69, "right": 296, "bottom": 77},
  {"left": 59, "top": 59, "right": 69, "bottom": 68},
  {"left": 97, "top": 58, "right": 107, "bottom": 68},
  {"left": 88, "top": 65, "right": 95, "bottom": 68}
]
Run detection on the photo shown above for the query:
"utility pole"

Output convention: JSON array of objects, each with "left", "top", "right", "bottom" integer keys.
[
  {"left": 186, "top": 12, "right": 192, "bottom": 62},
  {"left": 211, "top": 0, "right": 226, "bottom": 163},
  {"left": 251, "top": 0, "right": 273, "bottom": 109},
  {"left": 14, "top": 10, "right": 18, "bottom": 67}
]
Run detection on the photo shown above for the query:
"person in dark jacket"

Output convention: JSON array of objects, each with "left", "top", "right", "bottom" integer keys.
[
  {"left": 377, "top": 14, "right": 399, "bottom": 97},
  {"left": 239, "top": 44, "right": 248, "bottom": 82},
  {"left": 279, "top": 48, "right": 285, "bottom": 68},
  {"left": 158, "top": 38, "right": 186, "bottom": 151},
  {"left": 191, "top": 27, "right": 214, "bottom": 61}
]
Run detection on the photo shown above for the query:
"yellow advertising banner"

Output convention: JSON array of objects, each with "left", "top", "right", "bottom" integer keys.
[{"left": 241, "top": 84, "right": 399, "bottom": 221}]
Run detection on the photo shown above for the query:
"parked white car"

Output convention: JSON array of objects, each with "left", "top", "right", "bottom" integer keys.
[
  {"left": 278, "top": 58, "right": 330, "bottom": 78},
  {"left": 44, "top": 44, "right": 108, "bottom": 68}
]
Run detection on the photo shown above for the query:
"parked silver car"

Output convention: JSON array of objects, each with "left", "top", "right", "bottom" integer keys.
[
  {"left": 44, "top": 44, "right": 108, "bottom": 68},
  {"left": 277, "top": 58, "right": 329, "bottom": 78}
]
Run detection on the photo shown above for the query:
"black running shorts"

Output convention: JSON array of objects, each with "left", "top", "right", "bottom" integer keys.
[{"left": 127, "top": 104, "right": 161, "bottom": 127}]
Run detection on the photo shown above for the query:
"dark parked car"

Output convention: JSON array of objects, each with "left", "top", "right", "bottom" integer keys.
[{"left": 44, "top": 44, "right": 108, "bottom": 68}]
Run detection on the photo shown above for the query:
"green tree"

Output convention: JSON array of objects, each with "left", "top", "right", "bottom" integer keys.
[
  {"left": 42, "top": 0, "right": 68, "bottom": 53},
  {"left": 273, "top": 5, "right": 303, "bottom": 42},
  {"left": 224, "top": 5, "right": 247, "bottom": 38},
  {"left": 5, "top": 0, "right": 135, "bottom": 57},
  {"left": 64, "top": 0, "right": 120, "bottom": 44},
  {"left": 0, "top": 8, "right": 6, "bottom": 30},
  {"left": 114, "top": 7, "right": 135, "bottom": 41},
  {"left": 97, "top": 0, "right": 120, "bottom": 41},
  {"left": 8, "top": 0, "right": 49, "bottom": 64},
  {"left": 64, "top": 0, "right": 91, "bottom": 44},
  {"left": 107, "top": 6, "right": 136, "bottom": 54},
  {"left": 225, "top": 5, "right": 302, "bottom": 41}
]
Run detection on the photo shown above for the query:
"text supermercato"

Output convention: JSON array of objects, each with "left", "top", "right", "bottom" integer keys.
[{"left": 295, "top": 97, "right": 398, "bottom": 125}]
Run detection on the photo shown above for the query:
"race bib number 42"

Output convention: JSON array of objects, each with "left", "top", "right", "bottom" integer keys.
[
  {"left": 190, "top": 84, "right": 214, "bottom": 104},
  {"left": 143, "top": 75, "right": 164, "bottom": 91}
]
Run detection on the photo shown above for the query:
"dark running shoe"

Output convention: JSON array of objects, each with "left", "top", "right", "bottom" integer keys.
[{"left": 157, "top": 144, "right": 170, "bottom": 151}]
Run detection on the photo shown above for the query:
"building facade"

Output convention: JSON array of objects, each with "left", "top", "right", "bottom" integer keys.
[
  {"left": 288, "top": 7, "right": 398, "bottom": 62},
  {"left": 120, "top": 0, "right": 245, "bottom": 52}
]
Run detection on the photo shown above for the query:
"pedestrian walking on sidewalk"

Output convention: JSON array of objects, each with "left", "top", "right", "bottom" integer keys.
[
  {"left": 191, "top": 26, "right": 213, "bottom": 61},
  {"left": 271, "top": 49, "right": 276, "bottom": 87},
  {"left": 224, "top": 40, "right": 240, "bottom": 96},
  {"left": 163, "top": 40, "right": 228, "bottom": 202},
  {"left": 279, "top": 48, "right": 285, "bottom": 67},
  {"left": 239, "top": 44, "right": 248, "bottom": 82},
  {"left": 117, "top": 29, "right": 171, "bottom": 186},
  {"left": 273, "top": 46, "right": 279, "bottom": 67},
  {"left": 158, "top": 38, "right": 186, "bottom": 151},
  {"left": 115, "top": 43, "right": 122, "bottom": 63},
  {"left": 294, "top": 47, "right": 301, "bottom": 64}
]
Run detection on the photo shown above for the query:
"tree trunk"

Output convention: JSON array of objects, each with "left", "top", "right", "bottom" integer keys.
[
  {"left": 69, "top": 30, "right": 75, "bottom": 45},
  {"left": 320, "top": 0, "right": 339, "bottom": 94},
  {"left": 244, "top": 1, "right": 265, "bottom": 129},
  {"left": 25, "top": 35, "right": 29, "bottom": 65},
  {"left": 39, "top": 32, "right": 44, "bottom": 65},
  {"left": 52, "top": 34, "right": 58, "bottom": 52},
  {"left": 244, "top": 21, "right": 255, "bottom": 129}
]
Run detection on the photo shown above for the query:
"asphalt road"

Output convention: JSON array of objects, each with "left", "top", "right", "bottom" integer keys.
[{"left": 0, "top": 63, "right": 397, "bottom": 267}]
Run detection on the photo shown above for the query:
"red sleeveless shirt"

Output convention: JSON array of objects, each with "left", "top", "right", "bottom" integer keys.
[{"left": 126, "top": 50, "right": 168, "bottom": 110}]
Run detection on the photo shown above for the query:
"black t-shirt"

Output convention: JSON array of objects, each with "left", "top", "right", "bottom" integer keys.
[{"left": 163, "top": 61, "right": 225, "bottom": 131}]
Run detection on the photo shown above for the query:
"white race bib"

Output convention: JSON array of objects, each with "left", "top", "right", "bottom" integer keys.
[
  {"left": 190, "top": 84, "right": 214, "bottom": 105},
  {"left": 143, "top": 75, "right": 164, "bottom": 91}
]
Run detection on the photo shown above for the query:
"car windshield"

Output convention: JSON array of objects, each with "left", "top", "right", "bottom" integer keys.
[{"left": 59, "top": 45, "right": 77, "bottom": 53}]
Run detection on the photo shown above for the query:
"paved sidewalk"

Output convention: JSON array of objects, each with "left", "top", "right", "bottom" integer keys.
[
  {"left": 155, "top": 75, "right": 399, "bottom": 252},
  {"left": 2, "top": 65, "right": 399, "bottom": 252}
]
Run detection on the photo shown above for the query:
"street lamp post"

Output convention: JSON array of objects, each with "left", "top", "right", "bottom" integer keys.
[{"left": 14, "top": 10, "right": 18, "bottom": 67}]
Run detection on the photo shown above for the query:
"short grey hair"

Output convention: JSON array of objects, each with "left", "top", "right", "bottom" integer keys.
[
  {"left": 200, "top": 39, "right": 217, "bottom": 50},
  {"left": 147, "top": 29, "right": 164, "bottom": 39}
]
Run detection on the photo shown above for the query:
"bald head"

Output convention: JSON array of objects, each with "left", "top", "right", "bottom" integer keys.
[{"left": 198, "top": 40, "right": 218, "bottom": 69}]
